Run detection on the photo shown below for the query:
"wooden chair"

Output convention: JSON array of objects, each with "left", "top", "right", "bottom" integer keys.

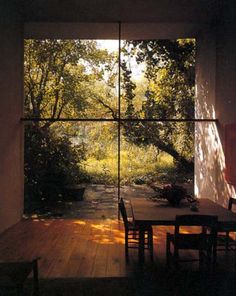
[
  {"left": 216, "top": 197, "right": 236, "bottom": 267},
  {"left": 119, "top": 198, "right": 153, "bottom": 262},
  {"left": 166, "top": 215, "right": 218, "bottom": 270},
  {"left": 0, "top": 258, "right": 39, "bottom": 296}
]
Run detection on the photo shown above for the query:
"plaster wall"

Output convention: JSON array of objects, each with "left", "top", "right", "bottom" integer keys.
[
  {"left": 216, "top": 3, "right": 236, "bottom": 124},
  {"left": 214, "top": 2, "right": 236, "bottom": 206},
  {"left": 23, "top": 0, "right": 217, "bottom": 23},
  {"left": 195, "top": 1, "right": 236, "bottom": 207},
  {"left": 24, "top": 22, "right": 205, "bottom": 40},
  {"left": 195, "top": 29, "right": 217, "bottom": 200},
  {"left": 0, "top": 5, "right": 24, "bottom": 232}
]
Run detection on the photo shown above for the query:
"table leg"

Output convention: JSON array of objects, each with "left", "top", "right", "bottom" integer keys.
[
  {"left": 33, "top": 258, "right": 39, "bottom": 296},
  {"left": 139, "top": 227, "right": 145, "bottom": 264}
]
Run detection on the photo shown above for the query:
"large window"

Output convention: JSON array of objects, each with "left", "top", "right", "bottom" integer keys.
[{"left": 23, "top": 38, "right": 195, "bottom": 217}]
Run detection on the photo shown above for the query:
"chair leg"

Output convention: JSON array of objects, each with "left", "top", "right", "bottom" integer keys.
[
  {"left": 226, "top": 231, "right": 230, "bottom": 251},
  {"left": 235, "top": 250, "right": 236, "bottom": 271},
  {"left": 33, "top": 259, "right": 39, "bottom": 296},
  {"left": 199, "top": 249, "right": 204, "bottom": 270},
  {"left": 234, "top": 239, "right": 236, "bottom": 271},
  {"left": 173, "top": 245, "right": 179, "bottom": 269},
  {"left": 149, "top": 228, "right": 154, "bottom": 261},
  {"left": 166, "top": 233, "right": 171, "bottom": 267},
  {"left": 125, "top": 231, "right": 129, "bottom": 262},
  {"left": 211, "top": 237, "right": 217, "bottom": 271},
  {"left": 139, "top": 229, "right": 145, "bottom": 264}
]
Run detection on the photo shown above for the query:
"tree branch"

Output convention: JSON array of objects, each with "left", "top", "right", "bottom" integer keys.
[{"left": 96, "top": 97, "right": 117, "bottom": 119}]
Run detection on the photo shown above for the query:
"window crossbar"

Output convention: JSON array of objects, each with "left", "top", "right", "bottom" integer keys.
[{"left": 20, "top": 117, "right": 218, "bottom": 123}]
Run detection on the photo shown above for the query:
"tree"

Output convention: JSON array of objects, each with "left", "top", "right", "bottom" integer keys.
[
  {"left": 24, "top": 39, "right": 115, "bottom": 120},
  {"left": 24, "top": 39, "right": 116, "bottom": 203},
  {"left": 121, "top": 39, "right": 195, "bottom": 172}
]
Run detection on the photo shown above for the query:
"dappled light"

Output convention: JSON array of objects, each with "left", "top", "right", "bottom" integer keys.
[
  {"left": 90, "top": 220, "right": 125, "bottom": 245},
  {"left": 43, "top": 222, "right": 51, "bottom": 226},
  {"left": 195, "top": 119, "right": 235, "bottom": 205},
  {"left": 91, "top": 223, "right": 111, "bottom": 231},
  {"left": 1, "top": 218, "right": 236, "bottom": 279},
  {"left": 73, "top": 220, "right": 86, "bottom": 225},
  {"left": 195, "top": 52, "right": 236, "bottom": 205},
  {"left": 22, "top": 196, "right": 236, "bottom": 278}
]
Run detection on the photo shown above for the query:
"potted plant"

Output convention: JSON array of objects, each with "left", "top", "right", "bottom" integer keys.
[{"left": 151, "top": 183, "right": 187, "bottom": 207}]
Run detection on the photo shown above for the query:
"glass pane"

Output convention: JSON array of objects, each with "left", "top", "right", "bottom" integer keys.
[
  {"left": 120, "top": 39, "right": 195, "bottom": 119},
  {"left": 24, "top": 39, "right": 118, "bottom": 119},
  {"left": 120, "top": 121, "right": 194, "bottom": 200},
  {"left": 24, "top": 121, "right": 118, "bottom": 219}
]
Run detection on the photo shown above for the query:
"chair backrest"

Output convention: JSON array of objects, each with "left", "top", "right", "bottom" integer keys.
[
  {"left": 228, "top": 197, "right": 236, "bottom": 211},
  {"left": 175, "top": 214, "right": 218, "bottom": 235},
  {"left": 119, "top": 198, "right": 129, "bottom": 228}
]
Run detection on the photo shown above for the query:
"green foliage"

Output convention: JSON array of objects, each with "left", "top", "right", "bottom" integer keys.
[
  {"left": 24, "top": 39, "right": 115, "bottom": 203},
  {"left": 83, "top": 134, "right": 174, "bottom": 186},
  {"left": 24, "top": 38, "right": 195, "bottom": 207},
  {"left": 151, "top": 184, "right": 188, "bottom": 206},
  {"left": 24, "top": 124, "right": 90, "bottom": 204},
  {"left": 122, "top": 39, "right": 195, "bottom": 173},
  {"left": 24, "top": 39, "right": 116, "bottom": 119}
]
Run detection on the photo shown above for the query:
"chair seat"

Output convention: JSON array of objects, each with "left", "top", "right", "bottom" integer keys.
[
  {"left": 167, "top": 233, "right": 211, "bottom": 250},
  {"left": 127, "top": 221, "right": 152, "bottom": 232},
  {"left": 166, "top": 215, "right": 218, "bottom": 270}
]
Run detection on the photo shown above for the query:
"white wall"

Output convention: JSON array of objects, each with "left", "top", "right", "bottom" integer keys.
[
  {"left": 195, "top": 28, "right": 217, "bottom": 201},
  {"left": 195, "top": 1, "right": 236, "bottom": 207},
  {"left": 214, "top": 1, "right": 236, "bottom": 206}
]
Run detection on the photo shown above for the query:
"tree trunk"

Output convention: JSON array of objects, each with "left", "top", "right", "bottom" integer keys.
[{"left": 155, "top": 140, "right": 193, "bottom": 172}]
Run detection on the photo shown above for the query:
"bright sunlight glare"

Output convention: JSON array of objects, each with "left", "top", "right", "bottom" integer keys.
[
  {"left": 97, "top": 39, "right": 145, "bottom": 81},
  {"left": 97, "top": 39, "right": 119, "bottom": 53}
]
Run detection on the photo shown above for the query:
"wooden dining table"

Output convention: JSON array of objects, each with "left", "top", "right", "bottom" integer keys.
[{"left": 131, "top": 198, "right": 236, "bottom": 263}]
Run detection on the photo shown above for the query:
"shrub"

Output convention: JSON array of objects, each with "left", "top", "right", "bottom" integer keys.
[
  {"left": 151, "top": 183, "right": 187, "bottom": 206},
  {"left": 24, "top": 124, "right": 89, "bottom": 205}
]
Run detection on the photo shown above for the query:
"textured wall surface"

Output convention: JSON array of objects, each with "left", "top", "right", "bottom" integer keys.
[
  {"left": 195, "top": 0, "right": 236, "bottom": 205},
  {"left": 0, "top": 2, "right": 24, "bottom": 233}
]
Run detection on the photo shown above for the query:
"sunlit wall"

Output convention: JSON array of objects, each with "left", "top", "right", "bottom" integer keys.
[{"left": 195, "top": 4, "right": 236, "bottom": 206}]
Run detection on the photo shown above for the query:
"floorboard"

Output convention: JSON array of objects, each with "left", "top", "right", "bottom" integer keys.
[{"left": 0, "top": 218, "right": 235, "bottom": 279}]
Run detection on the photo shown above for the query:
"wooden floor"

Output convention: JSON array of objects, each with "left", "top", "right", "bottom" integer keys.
[{"left": 0, "top": 218, "right": 235, "bottom": 279}]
